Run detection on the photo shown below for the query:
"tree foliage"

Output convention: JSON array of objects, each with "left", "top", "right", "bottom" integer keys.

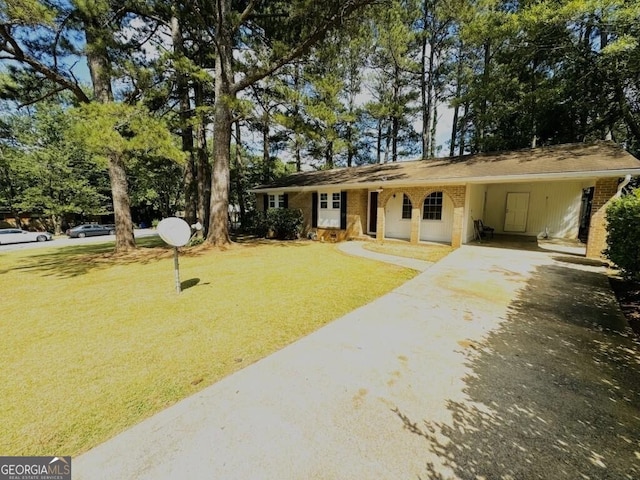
[
  {"left": 605, "top": 190, "right": 640, "bottom": 280},
  {"left": 2, "top": 0, "right": 640, "bottom": 248}
]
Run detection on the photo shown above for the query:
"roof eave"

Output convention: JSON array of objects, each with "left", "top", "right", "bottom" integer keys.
[{"left": 250, "top": 169, "right": 640, "bottom": 193}]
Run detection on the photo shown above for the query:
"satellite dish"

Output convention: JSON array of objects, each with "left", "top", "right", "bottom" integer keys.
[{"left": 157, "top": 217, "right": 192, "bottom": 247}]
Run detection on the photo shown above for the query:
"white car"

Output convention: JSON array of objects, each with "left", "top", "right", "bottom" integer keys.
[{"left": 0, "top": 228, "right": 53, "bottom": 245}]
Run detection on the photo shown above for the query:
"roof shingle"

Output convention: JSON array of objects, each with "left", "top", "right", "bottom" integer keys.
[{"left": 254, "top": 142, "right": 640, "bottom": 191}]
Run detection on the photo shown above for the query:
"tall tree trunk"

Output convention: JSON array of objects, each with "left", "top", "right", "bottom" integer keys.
[
  {"left": 293, "top": 64, "right": 303, "bottom": 172},
  {"left": 172, "top": 9, "right": 197, "bottom": 226},
  {"left": 477, "top": 40, "right": 491, "bottom": 153},
  {"left": 421, "top": 28, "right": 429, "bottom": 159},
  {"left": 206, "top": 0, "right": 233, "bottom": 246},
  {"left": 194, "top": 81, "right": 210, "bottom": 234},
  {"left": 614, "top": 76, "right": 640, "bottom": 141},
  {"left": 384, "top": 122, "right": 391, "bottom": 163},
  {"left": 325, "top": 141, "right": 334, "bottom": 169},
  {"left": 392, "top": 64, "right": 400, "bottom": 162},
  {"left": 530, "top": 56, "right": 538, "bottom": 148},
  {"left": 450, "top": 102, "right": 460, "bottom": 157},
  {"left": 377, "top": 118, "right": 383, "bottom": 164},
  {"left": 459, "top": 101, "right": 468, "bottom": 156},
  {"left": 430, "top": 103, "right": 438, "bottom": 158},
  {"left": 85, "top": 24, "right": 135, "bottom": 252},
  {"left": 262, "top": 110, "right": 271, "bottom": 182},
  {"left": 421, "top": 35, "right": 435, "bottom": 159},
  {"left": 295, "top": 135, "right": 302, "bottom": 172},
  {"left": 346, "top": 122, "right": 354, "bottom": 167},
  {"left": 450, "top": 42, "right": 464, "bottom": 157},
  {"left": 234, "top": 120, "right": 246, "bottom": 228}
]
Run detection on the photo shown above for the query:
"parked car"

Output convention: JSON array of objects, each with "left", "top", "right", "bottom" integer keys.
[
  {"left": 66, "top": 224, "right": 116, "bottom": 238},
  {"left": 0, "top": 228, "right": 53, "bottom": 245}
]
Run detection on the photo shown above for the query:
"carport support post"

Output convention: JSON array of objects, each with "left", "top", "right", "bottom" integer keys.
[{"left": 173, "top": 247, "right": 181, "bottom": 294}]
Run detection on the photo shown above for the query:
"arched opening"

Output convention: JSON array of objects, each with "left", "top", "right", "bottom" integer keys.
[{"left": 420, "top": 191, "right": 454, "bottom": 243}]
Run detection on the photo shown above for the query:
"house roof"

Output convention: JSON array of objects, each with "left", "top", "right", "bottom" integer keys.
[{"left": 253, "top": 142, "right": 640, "bottom": 192}]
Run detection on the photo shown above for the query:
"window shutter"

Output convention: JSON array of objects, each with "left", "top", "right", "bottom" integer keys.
[
  {"left": 263, "top": 194, "right": 269, "bottom": 212},
  {"left": 283, "top": 193, "right": 289, "bottom": 209},
  {"left": 312, "top": 192, "right": 318, "bottom": 228},
  {"left": 340, "top": 191, "right": 347, "bottom": 230}
]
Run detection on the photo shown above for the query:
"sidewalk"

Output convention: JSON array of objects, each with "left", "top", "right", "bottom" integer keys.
[
  {"left": 337, "top": 240, "right": 434, "bottom": 271},
  {"left": 73, "top": 244, "right": 639, "bottom": 479}
]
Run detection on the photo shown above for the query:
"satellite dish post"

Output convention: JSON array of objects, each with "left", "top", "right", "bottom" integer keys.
[
  {"left": 156, "top": 217, "right": 193, "bottom": 293},
  {"left": 172, "top": 246, "right": 181, "bottom": 293}
]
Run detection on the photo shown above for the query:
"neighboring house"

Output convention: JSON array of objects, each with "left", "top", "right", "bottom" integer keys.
[{"left": 252, "top": 142, "right": 640, "bottom": 259}]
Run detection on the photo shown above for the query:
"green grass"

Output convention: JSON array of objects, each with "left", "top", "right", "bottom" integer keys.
[
  {"left": 362, "top": 241, "right": 454, "bottom": 263},
  {"left": 0, "top": 238, "right": 415, "bottom": 456}
]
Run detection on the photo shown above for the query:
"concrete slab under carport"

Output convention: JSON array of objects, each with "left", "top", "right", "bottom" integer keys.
[{"left": 468, "top": 232, "right": 588, "bottom": 256}]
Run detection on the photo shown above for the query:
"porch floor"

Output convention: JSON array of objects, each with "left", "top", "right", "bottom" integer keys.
[{"left": 353, "top": 233, "right": 587, "bottom": 257}]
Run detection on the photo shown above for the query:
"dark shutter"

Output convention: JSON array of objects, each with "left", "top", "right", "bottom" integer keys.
[
  {"left": 263, "top": 194, "right": 269, "bottom": 212},
  {"left": 312, "top": 192, "right": 318, "bottom": 228},
  {"left": 283, "top": 193, "right": 289, "bottom": 209},
  {"left": 340, "top": 191, "right": 347, "bottom": 230},
  {"left": 369, "top": 191, "right": 378, "bottom": 233}
]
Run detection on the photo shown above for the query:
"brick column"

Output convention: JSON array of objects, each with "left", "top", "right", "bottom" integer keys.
[
  {"left": 586, "top": 178, "right": 619, "bottom": 259},
  {"left": 376, "top": 205, "right": 385, "bottom": 242},
  {"left": 451, "top": 205, "right": 464, "bottom": 248},
  {"left": 410, "top": 206, "right": 420, "bottom": 244}
]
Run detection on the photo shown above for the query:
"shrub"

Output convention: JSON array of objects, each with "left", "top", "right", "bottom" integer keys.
[
  {"left": 266, "top": 208, "right": 304, "bottom": 240},
  {"left": 604, "top": 190, "right": 640, "bottom": 280},
  {"left": 244, "top": 210, "right": 269, "bottom": 237},
  {"left": 188, "top": 236, "right": 205, "bottom": 247}
]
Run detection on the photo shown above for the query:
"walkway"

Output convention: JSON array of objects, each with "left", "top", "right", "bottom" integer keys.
[
  {"left": 73, "top": 244, "right": 640, "bottom": 479},
  {"left": 337, "top": 240, "right": 434, "bottom": 271}
]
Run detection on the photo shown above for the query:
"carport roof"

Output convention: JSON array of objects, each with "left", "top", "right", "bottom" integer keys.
[{"left": 253, "top": 141, "right": 640, "bottom": 192}]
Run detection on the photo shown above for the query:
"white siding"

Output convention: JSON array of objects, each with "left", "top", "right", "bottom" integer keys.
[
  {"left": 420, "top": 193, "right": 454, "bottom": 243},
  {"left": 483, "top": 181, "right": 591, "bottom": 238},
  {"left": 384, "top": 193, "right": 411, "bottom": 240}
]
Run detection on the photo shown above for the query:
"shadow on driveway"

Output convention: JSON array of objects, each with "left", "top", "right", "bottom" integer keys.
[{"left": 396, "top": 261, "right": 640, "bottom": 480}]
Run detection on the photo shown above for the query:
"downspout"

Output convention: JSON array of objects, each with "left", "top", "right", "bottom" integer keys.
[{"left": 614, "top": 174, "right": 632, "bottom": 199}]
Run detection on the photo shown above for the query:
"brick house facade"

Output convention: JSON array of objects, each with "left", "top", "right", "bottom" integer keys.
[{"left": 254, "top": 142, "right": 640, "bottom": 259}]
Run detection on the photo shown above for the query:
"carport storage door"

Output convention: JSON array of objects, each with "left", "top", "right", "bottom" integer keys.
[{"left": 504, "top": 192, "right": 529, "bottom": 232}]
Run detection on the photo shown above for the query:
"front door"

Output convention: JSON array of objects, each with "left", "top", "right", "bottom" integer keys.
[
  {"left": 504, "top": 192, "right": 529, "bottom": 232},
  {"left": 368, "top": 191, "right": 378, "bottom": 233}
]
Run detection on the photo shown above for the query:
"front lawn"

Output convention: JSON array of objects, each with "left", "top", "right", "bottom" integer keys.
[
  {"left": 0, "top": 239, "right": 415, "bottom": 456},
  {"left": 363, "top": 241, "right": 453, "bottom": 263}
]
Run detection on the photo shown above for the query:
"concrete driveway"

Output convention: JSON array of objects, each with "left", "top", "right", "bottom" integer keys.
[{"left": 73, "top": 244, "right": 640, "bottom": 479}]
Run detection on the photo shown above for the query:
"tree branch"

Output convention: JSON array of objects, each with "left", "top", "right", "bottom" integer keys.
[
  {"left": 0, "top": 25, "right": 91, "bottom": 103},
  {"left": 234, "top": 0, "right": 259, "bottom": 33},
  {"left": 231, "top": 0, "right": 376, "bottom": 93},
  {"left": 17, "top": 86, "right": 67, "bottom": 108}
]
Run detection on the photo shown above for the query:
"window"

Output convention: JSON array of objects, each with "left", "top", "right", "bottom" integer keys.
[
  {"left": 332, "top": 192, "right": 341, "bottom": 209},
  {"left": 402, "top": 194, "right": 412, "bottom": 219},
  {"left": 268, "top": 194, "right": 285, "bottom": 209},
  {"left": 423, "top": 192, "right": 443, "bottom": 220},
  {"left": 320, "top": 193, "right": 328, "bottom": 209},
  {"left": 317, "top": 190, "right": 341, "bottom": 228}
]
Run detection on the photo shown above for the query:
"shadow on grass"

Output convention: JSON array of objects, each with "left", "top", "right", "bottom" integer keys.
[
  {"left": 394, "top": 262, "right": 640, "bottom": 479},
  {"left": 231, "top": 233, "right": 314, "bottom": 248},
  {"left": 10, "top": 237, "right": 213, "bottom": 278},
  {"left": 10, "top": 236, "right": 316, "bottom": 278},
  {"left": 181, "top": 278, "right": 202, "bottom": 290}
]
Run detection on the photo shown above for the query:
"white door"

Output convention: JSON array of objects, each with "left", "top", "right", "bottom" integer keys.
[{"left": 504, "top": 192, "right": 529, "bottom": 232}]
